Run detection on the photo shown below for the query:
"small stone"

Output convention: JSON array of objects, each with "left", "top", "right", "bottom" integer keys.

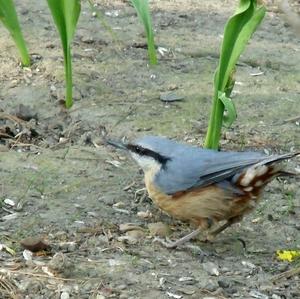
[
  {"left": 126, "top": 230, "right": 145, "bottom": 239},
  {"left": 100, "top": 196, "right": 115, "bottom": 206},
  {"left": 137, "top": 210, "right": 152, "bottom": 219},
  {"left": 81, "top": 36, "right": 94, "bottom": 44},
  {"left": 203, "top": 262, "right": 219, "bottom": 276},
  {"left": 117, "top": 236, "right": 138, "bottom": 245},
  {"left": 178, "top": 277, "right": 195, "bottom": 284},
  {"left": 218, "top": 279, "right": 230, "bottom": 288},
  {"left": 4, "top": 198, "right": 15, "bottom": 206},
  {"left": 58, "top": 241, "right": 77, "bottom": 252},
  {"left": 116, "top": 284, "right": 127, "bottom": 290},
  {"left": 148, "top": 222, "right": 170, "bottom": 237},
  {"left": 241, "top": 260, "right": 256, "bottom": 269},
  {"left": 2, "top": 213, "right": 19, "bottom": 221},
  {"left": 203, "top": 281, "right": 218, "bottom": 292},
  {"left": 249, "top": 290, "right": 269, "bottom": 299},
  {"left": 119, "top": 223, "right": 143, "bottom": 232},
  {"left": 272, "top": 294, "right": 281, "bottom": 299},
  {"left": 177, "top": 286, "right": 195, "bottom": 295},
  {"left": 166, "top": 292, "right": 182, "bottom": 299},
  {"left": 49, "top": 252, "right": 74, "bottom": 274},
  {"left": 160, "top": 92, "right": 184, "bottom": 102},
  {"left": 60, "top": 292, "right": 70, "bottom": 299},
  {"left": 224, "top": 131, "right": 237, "bottom": 141},
  {"left": 119, "top": 293, "right": 129, "bottom": 299},
  {"left": 14, "top": 104, "right": 38, "bottom": 121}
]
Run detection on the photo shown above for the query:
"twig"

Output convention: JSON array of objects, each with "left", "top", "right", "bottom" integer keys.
[
  {"left": 6, "top": 269, "right": 113, "bottom": 283},
  {"left": 282, "top": 115, "right": 300, "bottom": 124},
  {"left": 271, "top": 266, "right": 300, "bottom": 282},
  {"left": 0, "top": 113, "right": 25, "bottom": 124}
]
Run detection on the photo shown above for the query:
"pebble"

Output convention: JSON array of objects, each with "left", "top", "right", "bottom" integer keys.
[
  {"left": 126, "top": 229, "right": 145, "bottom": 239},
  {"left": 148, "top": 222, "right": 170, "bottom": 237},
  {"left": 14, "top": 104, "right": 38, "bottom": 121},
  {"left": 100, "top": 196, "right": 115, "bottom": 206},
  {"left": 60, "top": 292, "right": 70, "bottom": 299},
  {"left": 241, "top": 260, "right": 257, "bottom": 269},
  {"left": 249, "top": 290, "right": 269, "bottom": 299},
  {"left": 204, "top": 281, "right": 218, "bottom": 292},
  {"left": 4, "top": 198, "right": 15, "bottom": 207},
  {"left": 58, "top": 241, "right": 77, "bottom": 252},
  {"left": 137, "top": 210, "right": 152, "bottom": 219},
  {"left": 202, "top": 262, "right": 220, "bottom": 276},
  {"left": 177, "top": 286, "right": 195, "bottom": 295},
  {"left": 218, "top": 279, "right": 230, "bottom": 288},
  {"left": 119, "top": 223, "right": 143, "bottom": 232},
  {"left": 119, "top": 293, "right": 129, "bottom": 299},
  {"left": 117, "top": 235, "right": 138, "bottom": 245},
  {"left": 2, "top": 213, "right": 19, "bottom": 221},
  {"left": 49, "top": 252, "right": 74, "bottom": 273},
  {"left": 178, "top": 276, "right": 195, "bottom": 284}
]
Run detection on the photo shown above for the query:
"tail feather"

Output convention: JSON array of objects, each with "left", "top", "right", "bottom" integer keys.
[
  {"left": 278, "top": 170, "right": 299, "bottom": 177},
  {"left": 258, "top": 152, "right": 300, "bottom": 167}
]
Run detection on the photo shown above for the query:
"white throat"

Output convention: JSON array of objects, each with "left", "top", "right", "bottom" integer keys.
[{"left": 131, "top": 153, "right": 161, "bottom": 173}]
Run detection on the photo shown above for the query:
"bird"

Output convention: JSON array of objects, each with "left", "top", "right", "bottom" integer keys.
[{"left": 107, "top": 136, "right": 299, "bottom": 248}]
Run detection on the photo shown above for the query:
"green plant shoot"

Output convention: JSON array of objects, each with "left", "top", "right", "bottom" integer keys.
[
  {"left": 46, "top": 0, "right": 81, "bottom": 108},
  {"left": 87, "top": 0, "right": 120, "bottom": 47},
  {"left": 0, "top": 0, "right": 30, "bottom": 66},
  {"left": 130, "top": 0, "right": 157, "bottom": 65},
  {"left": 204, "top": 0, "right": 266, "bottom": 149}
]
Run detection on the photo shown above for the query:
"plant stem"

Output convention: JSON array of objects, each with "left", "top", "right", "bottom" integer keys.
[
  {"left": 64, "top": 45, "right": 73, "bottom": 108},
  {"left": 204, "top": 88, "right": 224, "bottom": 149},
  {"left": 12, "top": 31, "right": 30, "bottom": 66},
  {"left": 147, "top": 33, "right": 157, "bottom": 65}
]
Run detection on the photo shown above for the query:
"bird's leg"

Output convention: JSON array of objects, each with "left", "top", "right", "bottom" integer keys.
[
  {"left": 206, "top": 217, "right": 247, "bottom": 250},
  {"left": 153, "top": 227, "right": 203, "bottom": 249},
  {"left": 206, "top": 220, "right": 232, "bottom": 240}
]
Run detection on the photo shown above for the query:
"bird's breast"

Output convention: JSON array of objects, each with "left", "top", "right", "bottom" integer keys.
[{"left": 144, "top": 170, "right": 262, "bottom": 227}]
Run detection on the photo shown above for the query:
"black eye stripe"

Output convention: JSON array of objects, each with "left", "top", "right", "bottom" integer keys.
[{"left": 127, "top": 144, "right": 170, "bottom": 165}]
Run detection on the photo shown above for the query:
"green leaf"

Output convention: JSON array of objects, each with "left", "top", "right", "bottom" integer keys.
[
  {"left": 205, "top": 0, "right": 266, "bottom": 149},
  {"left": 46, "top": 0, "right": 81, "bottom": 108},
  {"left": 0, "top": 0, "right": 30, "bottom": 66},
  {"left": 216, "top": 1, "right": 266, "bottom": 92},
  {"left": 130, "top": 0, "right": 157, "bottom": 65},
  {"left": 218, "top": 92, "right": 237, "bottom": 128}
]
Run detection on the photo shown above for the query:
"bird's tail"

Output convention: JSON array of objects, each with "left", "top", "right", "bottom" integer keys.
[{"left": 234, "top": 152, "right": 299, "bottom": 193}]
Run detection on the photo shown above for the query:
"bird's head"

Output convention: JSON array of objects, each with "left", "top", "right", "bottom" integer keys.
[{"left": 106, "top": 136, "right": 171, "bottom": 172}]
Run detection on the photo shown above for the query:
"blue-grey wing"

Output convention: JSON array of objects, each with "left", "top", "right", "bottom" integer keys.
[{"left": 154, "top": 148, "right": 267, "bottom": 195}]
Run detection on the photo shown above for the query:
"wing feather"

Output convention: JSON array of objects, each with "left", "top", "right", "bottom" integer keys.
[{"left": 155, "top": 150, "right": 296, "bottom": 195}]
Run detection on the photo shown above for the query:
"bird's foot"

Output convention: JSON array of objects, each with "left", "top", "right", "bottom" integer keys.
[
  {"left": 152, "top": 236, "right": 182, "bottom": 248},
  {"left": 152, "top": 237, "right": 209, "bottom": 258}
]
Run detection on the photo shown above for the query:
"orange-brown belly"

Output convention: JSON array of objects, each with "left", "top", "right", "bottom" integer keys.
[{"left": 144, "top": 174, "right": 262, "bottom": 228}]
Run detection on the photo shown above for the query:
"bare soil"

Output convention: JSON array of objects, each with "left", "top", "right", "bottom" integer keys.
[{"left": 0, "top": 1, "right": 300, "bottom": 298}]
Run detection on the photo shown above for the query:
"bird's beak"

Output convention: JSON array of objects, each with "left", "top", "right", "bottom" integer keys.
[{"left": 106, "top": 139, "right": 128, "bottom": 151}]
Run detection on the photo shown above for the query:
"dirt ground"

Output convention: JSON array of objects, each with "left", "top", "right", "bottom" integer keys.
[{"left": 0, "top": 0, "right": 300, "bottom": 298}]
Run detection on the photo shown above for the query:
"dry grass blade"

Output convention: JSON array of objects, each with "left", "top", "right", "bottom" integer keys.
[
  {"left": 0, "top": 274, "right": 19, "bottom": 299},
  {"left": 271, "top": 266, "right": 300, "bottom": 282}
]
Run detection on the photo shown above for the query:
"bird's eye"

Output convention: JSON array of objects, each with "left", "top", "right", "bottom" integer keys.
[{"left": 135, "top": 146, "right": 143, "bottom": 154}]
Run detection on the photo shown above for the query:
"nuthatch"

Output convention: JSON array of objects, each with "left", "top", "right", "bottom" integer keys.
[{"left": 107, "top": 136, "right": 299, "bottom": 248}]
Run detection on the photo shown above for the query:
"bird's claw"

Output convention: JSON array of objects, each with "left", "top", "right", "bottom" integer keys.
[
  {"left": 152, "top": 236, "right": 179, "bottom": 248},
  {"left": 152, "top": 237, "right": 209, "bottom": 256}
]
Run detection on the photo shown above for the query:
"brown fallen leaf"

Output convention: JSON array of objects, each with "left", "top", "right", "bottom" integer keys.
[{"left": 20, "top": 236, "right": 50, "bottom": 252}]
